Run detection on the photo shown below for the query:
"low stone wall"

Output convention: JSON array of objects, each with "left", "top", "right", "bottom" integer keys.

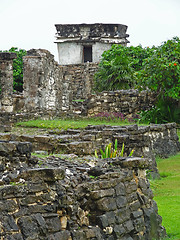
[
  {"left": 84, "top": 90, "right": 156, "bottom": 117},
  {"left": 0, "top": 111, "right": 56, "bottom": 128},
  {"left": 0, "top": 140, "right": 166, "bottom": 239},
  {"left": 149, "top": 124, "right": 180, "bottom": 158},
  {"left": 1, "top": 123, "right": 179, "bottom": 179}
]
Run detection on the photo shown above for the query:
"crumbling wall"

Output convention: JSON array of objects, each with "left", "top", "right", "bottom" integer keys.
[
  {"left": 149, "top": 124, "right": 180, "bottom": 158},
  {"left": 23, "top": 49, "right": 63, "bottom": 114},
  {"left": 0, "top": 140, "right": 166, "bottom": 240},
  {"left": 84, "top": 90, "right": 156, "bottom": 118},
  {"left": 22, "top": 49, "right": 98, "bottom": 114},
  {"left": 0, "top": 52, "right": 17, "bottom": 112}
]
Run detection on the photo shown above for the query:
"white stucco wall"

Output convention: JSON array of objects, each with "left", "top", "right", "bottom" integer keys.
[
  {"left": 57, "top": 42, "right": 82, "bottom": 65},
  {"left": 57, "top": 41, "right": 112, "bottom": 65},
  {"left": 92, "top": 42, "right": 112, "bottom": 62}
]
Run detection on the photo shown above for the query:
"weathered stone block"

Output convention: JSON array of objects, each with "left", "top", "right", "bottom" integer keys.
[
  {"left": 0, "top": 185, "right": 26, "bottom": 199},
  {"left": 114, "top": 182, "right": 126, "bottom": 196},
  {"left": 129, "top": 200, "right": 141, "bottom": 211},
  {"left": 23, "top": 168, "right": 65, "bottom": 182},
  {"left": 131, "top": 209, "right": 143, "bottom": 219},
  {"left": 50, "top": 230, "right": 71, "bottom": 240},
  {"left": 18, "top": 216, "right": 39, "bottom": 238},
  {"left": 45, "top": 217, "right": 61, "bottom": 232},
  {"left": 0, "top": 52, "right": 17, "bottom": 60},
  {"left": 90, "top": 189, "right": 115, "bottom": 200},
  {"left": 123, "top": 219, "right": 134, "bottom": 232},
  {"left": 125, "top": 180, "right": 138, "bottom": 194},
  {"left": 0, "top": 215, "right": 19, "bottom": 232},
  {"left": 133, "top": 217, "right": 145, "bottom": 232},
  {"left": 116, "top": 196, "right": 127, "bottom": 209},
  {"left": 4, "top": 233, "right": 24, "bottom": 240},
  {"left": 96, "top": 197, "right": 117, "bottom": 211},
  {"left": 0, "top": 199, "right": 18, "bottom": 212},
  {"left": 114, "top": 224, "right": 126, "bottom": 238}
]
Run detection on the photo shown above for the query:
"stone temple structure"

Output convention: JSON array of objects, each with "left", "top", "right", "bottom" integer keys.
[{"left": 55, "top": 23, "right": 129, "bottom": 65}]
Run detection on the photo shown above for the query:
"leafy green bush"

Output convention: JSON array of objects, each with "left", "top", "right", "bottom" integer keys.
[
  {"left": 9, "top": 47, "right": 27, "bottom": 92},
  {"left": 137, "top": 37, "right": 180, "bottom": 100},
  {"left": 137, "top": 37, "right": 180, "bottom": 124},
  {"left": 94, "top": 45, "right": 134, "bottom": 91},
  {"left": 94, "top": 44, "right": 155, "bottom": 91},
  {"left": 139, "top": 97, "right": 180, "bottom": 124}
]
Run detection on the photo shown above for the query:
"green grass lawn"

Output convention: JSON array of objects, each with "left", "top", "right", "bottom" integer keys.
[
  {"left": 150, "top": 153, "right": 180, "bottom": 239},
  {"left": 15, "top": 118, "right": 139, "bottom": 130},
  {"left": 15, "top": 119, "right": 180, "bottom": 132}
]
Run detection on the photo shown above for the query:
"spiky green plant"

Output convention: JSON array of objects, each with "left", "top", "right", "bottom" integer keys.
[{"left": 95, "top": 139, "right": 134, "bottom": 159}]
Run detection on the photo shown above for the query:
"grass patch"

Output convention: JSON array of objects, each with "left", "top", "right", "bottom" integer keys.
[
  {"left": 16, "top": 118, "right": 139, "bottom": 131},
  {"left": 150, "top": 153, "right": 180, "bottom": 239}
]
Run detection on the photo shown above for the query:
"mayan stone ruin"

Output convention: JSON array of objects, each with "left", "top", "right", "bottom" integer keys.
[
  {"left": 55, "top": 23, "right": 129, "bottom": 65},
  {"left": 0, "top": 23, "right": 179, "bottom": 239}
]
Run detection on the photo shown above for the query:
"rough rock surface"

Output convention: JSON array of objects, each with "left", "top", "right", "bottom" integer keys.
[
  {"left": 0, "top": 140, "right": 166, "bottom": 240},
  {"left": 0, "top": 123, "right": 179, "bottom": 178}
]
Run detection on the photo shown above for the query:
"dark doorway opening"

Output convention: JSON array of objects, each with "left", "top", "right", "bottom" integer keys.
[{"left": 83, "top": 46, "right": 92, "bottom": 63}]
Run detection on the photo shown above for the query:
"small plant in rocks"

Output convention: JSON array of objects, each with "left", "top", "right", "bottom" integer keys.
[{"left": 95, "top": 139, "right": 134, "bottom": 159}]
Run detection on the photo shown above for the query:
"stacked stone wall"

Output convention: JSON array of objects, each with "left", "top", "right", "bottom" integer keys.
[
  {"left": 60, "top": 62, "right": 98, "bottom": 101},
  {"left": 0, "top": 140, "right": 166, "bottom": 239},
  {"left": 22, "top": 49, "right": 98, "bottom": 114},
  {"left": 84, "top": 90, "right": 156, "bottom": 118},
  {"left": 0, "top": 123, "right": 179, "bottom": 178}
]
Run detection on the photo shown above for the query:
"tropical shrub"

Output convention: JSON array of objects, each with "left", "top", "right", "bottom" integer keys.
[
  {"left": 137, "top": 37, "right": 180, "bottom": 123},
  {"left": 9, "top": 47, "right": 27, "bottom": 92},
  {"left": 137, "top": 37, "right": 180, "bottom": 100},
  {"left": 94, "top": 44, "right": 155, "bottom": 91},
  {"left": 139, "top": 97, "right": 180, "bottom": 124}
]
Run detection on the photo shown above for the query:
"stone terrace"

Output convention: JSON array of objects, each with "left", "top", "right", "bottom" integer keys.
[{"left": 0, "top": 123, "right": 179, "bottom": 179}]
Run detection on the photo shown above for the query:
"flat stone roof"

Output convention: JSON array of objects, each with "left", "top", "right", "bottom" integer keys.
[{"left": 55, "top": 23, "right": 129, "bottom": 44}]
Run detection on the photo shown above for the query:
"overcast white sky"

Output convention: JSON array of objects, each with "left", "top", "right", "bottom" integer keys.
[{"left": 0, "top": 0, "right": 180, "bottom": 61}]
